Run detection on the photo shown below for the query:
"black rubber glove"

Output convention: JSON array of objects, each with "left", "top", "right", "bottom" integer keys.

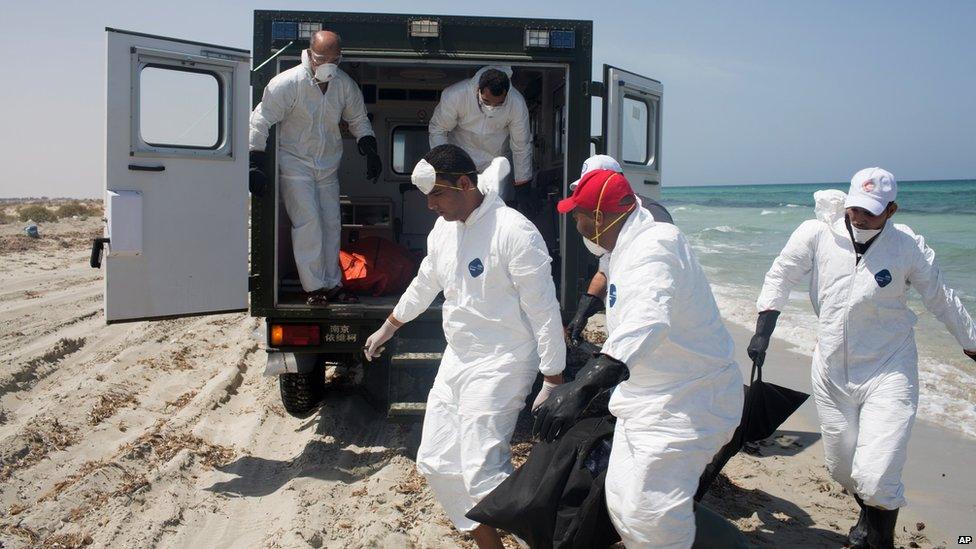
[
  {"left": 514, "top": 181, "right": 540, "bottom": 219},
  {"left": 965, "top": 350, "right": 976, "bottom": 363},
  {"left": 747, "top": 310, "right": 781, "bottom": 368},
  {"left": 533, "top": 354, "right": 629, "bottom": 442},
  {"left": 249, "top": 150, "right": 268, "bottom": 196},
  {"left": 567, "top": 293, "right": 604, "bottom": 347},
  {"left": 357, "top": 136, "right": 382, "bottom": 183}
]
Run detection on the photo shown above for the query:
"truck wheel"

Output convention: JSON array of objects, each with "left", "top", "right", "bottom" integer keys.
[{"left": 279, "top": 368, "right": 326, "bottom": 418}]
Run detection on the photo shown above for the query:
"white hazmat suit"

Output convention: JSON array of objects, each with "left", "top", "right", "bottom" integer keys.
[
  {"left": 428, "top": 66, "right": 532, "bottom": 201},
  {"left": 757, "top": 192, "right": 976, "bottom": 509},
  {"left": 600, "top": 205, "right": 744, "bottom": 548},
  {"left": 391, "top": 162, "right": 565, "bottom": 531},
  {"left": 249, "top": 51, "right": 375, "bottom": 292}
]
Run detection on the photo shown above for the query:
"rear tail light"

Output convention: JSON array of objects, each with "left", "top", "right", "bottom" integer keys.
[{"left": 269, "top": 324, "right": 320, "bottom": 346}]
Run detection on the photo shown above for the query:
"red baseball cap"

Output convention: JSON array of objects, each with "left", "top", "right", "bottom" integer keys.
[{"left": 557, "top": 169, "right": 635, "bottom": 214}]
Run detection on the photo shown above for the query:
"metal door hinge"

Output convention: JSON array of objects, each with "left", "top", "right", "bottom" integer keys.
[{"left": 583, "top": 81, "right": 605, "bottom": 98}]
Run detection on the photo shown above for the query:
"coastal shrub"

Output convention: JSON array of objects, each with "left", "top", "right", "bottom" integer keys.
[
  {"left": 55, "top": 202, "right": 99, "bottom": 219},
  {"left": 18, "top": 205, "right": 58, "bottom": 223}
]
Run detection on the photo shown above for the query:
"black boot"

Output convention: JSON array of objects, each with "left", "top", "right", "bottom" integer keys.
[
  {"left": 864, "top": 505, "right": 898, "bottom": 549},
  {"left": 847, "top": 495, "right": 868, "bottom": 548}
]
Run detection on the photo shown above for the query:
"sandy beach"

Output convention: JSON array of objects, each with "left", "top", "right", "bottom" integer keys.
[{"left": 0, "top": 210, "right": 968, "bottom": 548}]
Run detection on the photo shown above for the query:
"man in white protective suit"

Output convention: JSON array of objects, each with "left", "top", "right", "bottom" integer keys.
[
  {"left": 562, "top": 154, "right": 676, "bottom": 348},
  {"left": 249, "top": 30, "right": 382, "bottom": 305},
  {"left": 749, "top": 167, "right": 976, "bottom": 549},
  {"left": 362, "top": 144, "right": 565, "bottom": 549},
  {"left": 534, "top": 169, "right": 744, "bottom": 548},
  {"left": 428, "top": 66, "right": 537, "bottom": 217}
]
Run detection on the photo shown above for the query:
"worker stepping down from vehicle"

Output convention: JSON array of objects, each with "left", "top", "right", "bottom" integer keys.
[
  {"left": 538, "top": 169, "right": 744, "bottom": 548},
  {"left": 428, "top": 66, "right": 537, "bottom": 217},
  {"left": 753, "top": 167, "right": 976, "bottom": 549},
  {"left": 248, "top": 30, "right": 382, "bottom": 305},
  {"left": 363, "top": 145, "right": 565, "bottom": 549}
]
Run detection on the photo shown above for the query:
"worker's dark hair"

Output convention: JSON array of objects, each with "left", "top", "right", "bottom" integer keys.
[
  {"left": 424, "top": 144, "right": 478, "bottom": 186},
  {"left": 478, "top": 69, "right": 510, "bottom": 97}
]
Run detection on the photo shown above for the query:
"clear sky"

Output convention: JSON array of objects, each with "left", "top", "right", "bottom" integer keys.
[{"left": 1, "top": 1, "right": 974, "bottom": 197}]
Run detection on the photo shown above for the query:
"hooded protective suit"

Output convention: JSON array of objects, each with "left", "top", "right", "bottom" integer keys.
[
  {"left": 599, "top": 206, "right": 744, "bottom": 548},
  {"left": 596, "top": 195, "right": 674, "bottom": 284},
  {"left": 391, "top": 173, "right": 565, "bottom": 532},
  {"left": 249, "top": 51, "right": 375, "bottom": 291},
  {"left": 757, "top": 192, "right": 976, "bottom": 509},
  {"left": 428, "top": 66, "right": 532, "bottom": 201}
]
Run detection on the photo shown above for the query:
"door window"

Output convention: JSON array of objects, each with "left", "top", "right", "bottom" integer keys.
[
  {"left": 392, "top": 125, "right": 429, "bottom": 174},
  {"left": 622, "top": 95, "right": 654, "bottom": 165},
  {"left": 139, "top": 66, "right": 221, "bottom": 149}
]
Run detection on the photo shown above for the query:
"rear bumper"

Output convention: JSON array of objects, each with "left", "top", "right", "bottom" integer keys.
[{"left": 262, "top": 317, "right": 444, "bottom": 355}]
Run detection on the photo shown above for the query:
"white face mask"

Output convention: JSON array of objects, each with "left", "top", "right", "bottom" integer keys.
[
  {"left": 583, "top": 236, "right": 609, "bottom": 257},
  {"left": 411, "top": 159, "right": 437, "bottom": 194},
  {"left": 851, "top": 226, "right": 882, "bottom": 244},
  {"left": 580, "top": 202, "right": 633, "bottom": 258},
  {"left": 411, "top": 158, "right": 477, "bottom": 195},
  {"left": 479, "top": 94, "right": 503, "bottom": 114},
  {"left": 314, "top": 63, "right": 339, "bottom": 83}
]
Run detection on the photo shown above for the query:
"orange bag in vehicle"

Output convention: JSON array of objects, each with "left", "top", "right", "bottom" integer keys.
[{"left": 339, "top": 237, "right": 418, "bottom": 296}]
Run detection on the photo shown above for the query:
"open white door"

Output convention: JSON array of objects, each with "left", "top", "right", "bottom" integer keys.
[
  {"left": 99, "top": 28, "right": 250, "bottom": 323},
  {"left": 603, "top": 65, "right": 663, "bottom": 198}
]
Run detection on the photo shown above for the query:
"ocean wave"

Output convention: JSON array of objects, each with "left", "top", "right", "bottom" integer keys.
[
  {"left": 697, "top": 225, "right": 770, "bottom": 237},
  {"left": 760, "top": 209, "right": 777, "bottom": 215},
  {"left": 917, "top": 359, "right": 976, "bottom": 439},
  {"left": 703, "top": 225, "right": 741, "bottom": 234},
  {"left": 691, "top": 241, "right": 753, "bottom": 254}
]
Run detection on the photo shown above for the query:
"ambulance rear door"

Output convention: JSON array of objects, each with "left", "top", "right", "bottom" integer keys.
[
  {"left": 96, "top": 28, "right": 251, "bottom": 323},
  {"left": 601, "top": 64, "right": 663, "bottom": 198}
]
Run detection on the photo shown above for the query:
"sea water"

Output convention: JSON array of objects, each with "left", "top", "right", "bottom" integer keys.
[{"left": 660, "top": 180, "right": 976, "bottom": 439}]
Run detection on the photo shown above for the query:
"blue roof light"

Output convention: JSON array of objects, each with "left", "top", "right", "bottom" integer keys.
[
  {"left": 272, "top": 21, "right": 298, "bottom": 40},
  {"left": 549, "top": 30, "right": 576, "bottom": 49}
]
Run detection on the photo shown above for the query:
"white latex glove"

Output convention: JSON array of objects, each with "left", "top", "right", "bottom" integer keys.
[
  {"left": 364, "top": 319, "right": 398, "bottom": 362},
  {"left": 532, "top": 379, "right": 561, "bottom": 412}
]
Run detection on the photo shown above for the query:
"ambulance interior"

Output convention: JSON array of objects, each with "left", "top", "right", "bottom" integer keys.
[{"left": 274, "top": 58, "right": 569, "bottom": 307}]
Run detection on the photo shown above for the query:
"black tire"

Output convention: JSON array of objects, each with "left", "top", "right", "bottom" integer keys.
[{"left": 279, "top": 368, "right": 326, "bottom": 418}]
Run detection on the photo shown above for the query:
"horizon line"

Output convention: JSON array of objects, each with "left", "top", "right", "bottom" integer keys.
[
  {"left": 667, "top": 177, "right": 976, "bottom": 189},
  {"left": 2, "top": 176, "right": 974, "bottom": 200}
]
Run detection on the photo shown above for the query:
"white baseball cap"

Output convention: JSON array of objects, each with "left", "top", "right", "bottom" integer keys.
[
  {"left": 844, "top": 167, "right": 897, "bottom": 216},
  {"left": 569, "top": 154, "right": 622, "bottom": 191}
]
